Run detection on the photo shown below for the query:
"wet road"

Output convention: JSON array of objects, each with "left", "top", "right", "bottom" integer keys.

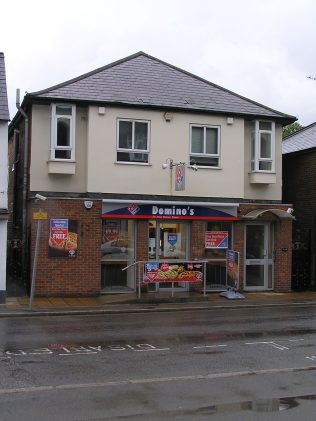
[{"left": 0, "top": 304, "right": 316, "bottom": 419}]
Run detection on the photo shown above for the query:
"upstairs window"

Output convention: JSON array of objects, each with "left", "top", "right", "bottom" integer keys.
[
  {"left": 117, "top": 119, "right": 150, "bottom": 164},
  {"left": 51, "top": 104, "right": 76, "bottom": 160},
  {"left": 190, "top": 124, "right": 220, "bottom": 167},
  {"left": 251, "top": 121, "right": 275, "bottom": 172}
]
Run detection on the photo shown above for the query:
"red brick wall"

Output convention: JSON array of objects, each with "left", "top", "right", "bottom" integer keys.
[
  {"left": 190, "top": 221, "right": 205, "bottom": 258},
  {"left": 283, "top": 151, "right": 316, "bottom": 234},
  {"left": 274, "top": 220, "right": 293, "bottom": 292},
  {"left": 30, "top": 198, "right": 102, "bottom": 296},
  {"left": 233, "top": 221, "right": 245, "bottom": 288},
  {"left": 29, "top": 202, "right": 292, "bottom": 296},
  {"left": 136, "top": 220, "right": 148, "bottom": 288}
]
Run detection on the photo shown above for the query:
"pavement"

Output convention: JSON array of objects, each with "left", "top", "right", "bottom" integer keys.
[{"left": 1, "top": 290, "right": 316, "bottom": 317}]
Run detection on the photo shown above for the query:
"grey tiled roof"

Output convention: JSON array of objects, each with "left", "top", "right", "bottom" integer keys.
[
  {"left": 0, "top": 52, "right": 10, "bottom": 121},
  {"left": 282, "top": 122, "right": 316, "bottom": 154},
  {"left": 28, "top": 52, "right": 295, "bottom": 123}
]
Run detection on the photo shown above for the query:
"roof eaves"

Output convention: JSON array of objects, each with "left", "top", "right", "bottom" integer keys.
[
  {"left": 23, "top": 94, "right": 295, "bottom": 126},
  {"left": 283, "top": 146, "right": 316, "bottom": 156},
  {"left": 282, "top": 121, "right": 316, "bottom": 140}
]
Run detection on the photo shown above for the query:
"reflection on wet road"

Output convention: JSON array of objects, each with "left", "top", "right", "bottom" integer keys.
[{"left": 0, "top": 305, "right": 316, "bottom": 419}]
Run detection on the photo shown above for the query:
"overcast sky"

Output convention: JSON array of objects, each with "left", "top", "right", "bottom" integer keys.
[{"left": 1, "top": 0, "right": 316, "bottom": 126}]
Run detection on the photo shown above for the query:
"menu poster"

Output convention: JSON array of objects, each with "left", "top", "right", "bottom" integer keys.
[
  {"left": 163, "top": 232, "right": 181, "bottom": 257},
  {"left": 205, "top": 231, "right": 228, "bottom": 249},
  {"left": 226, "top": 250, "right": 239, "bottom": 288},
  {"left": 49, "top": 219, "right": 78, "bottom": 258},
  {"left": 144, "top": 261, "right": 204, "bottom": 283}
]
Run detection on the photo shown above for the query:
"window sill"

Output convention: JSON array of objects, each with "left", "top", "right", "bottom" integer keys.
[
  {"left": 47, "top": 160, "right": 76, "bottom": 174},
  {"left": 195, "top": 166, "right": 222, "bottom": 170},
  {"left": 248, "top": 172, "right": 276, "bottom": 184},
  {"left": 115, "top": 161, "right": 152, "bottom": 166}
]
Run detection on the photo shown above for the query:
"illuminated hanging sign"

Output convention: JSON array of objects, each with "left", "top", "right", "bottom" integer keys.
[
  {"left": 175, "top": 164, "right": 185, "bottom": 191},
  {"left": 102, "top": 203, "right": 237, "bottom": 221}
]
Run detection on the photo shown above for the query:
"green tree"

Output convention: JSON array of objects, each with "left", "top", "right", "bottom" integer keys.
[{"left": 282, "top": 122, "right": 303, "bottom": 138}]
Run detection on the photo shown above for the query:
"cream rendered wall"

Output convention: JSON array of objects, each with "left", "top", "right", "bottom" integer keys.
[
  {"left": 87, "top": 106, "right": 245, "bottom": 198},
  {"left": 244, "top": 121, "right": 282, "bottom": 201},
  {"left": 30, "top": 103, "right": 283, "bottom": 201},
  {"left": 30, "top": 104, "right": 87, "bottom": 193}
]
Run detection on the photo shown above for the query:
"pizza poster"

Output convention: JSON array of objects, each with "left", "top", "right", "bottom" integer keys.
[
  {"left": 143, "top": 262, "right": 204, "bottom": 283},
  {"left": 226, "top": 250, "right": 239, "bottom": 288},
  {"left": 49, "top": 219, "right": 78, "bottom": 258},
  {"left": 205, "top": 231, "right": 228, "bottom": 249}
]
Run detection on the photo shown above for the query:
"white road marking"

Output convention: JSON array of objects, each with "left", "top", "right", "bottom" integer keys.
[
  {"left": 193, "top": 344, "right": 227, "bottom": 349},
  {"left": 133, "top": 348, "right": 170, "bottom": 352},
  {"left": 245, "top": 341, "right": 289, "bottom": 350},
  {"left": 0, "top": 366, "right": 315, "bottom": 395}
]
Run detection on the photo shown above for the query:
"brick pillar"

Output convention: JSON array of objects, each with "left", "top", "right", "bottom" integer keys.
[
  {"left": 233, "top": 221, "right": 245, "bottom": 289},
  {"left": 136, "top": 220, "right": 148, "bottom": 290},
  {"left": 190, "top": 221, "right": 205, "bottom": 258}
]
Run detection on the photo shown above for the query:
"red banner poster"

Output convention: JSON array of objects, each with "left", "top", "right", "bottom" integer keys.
[
  {"left": 205, "top": 231, "right": 228, "bottom": 249},
  {"left": 144, "top": 262, "right": 204, "bottom": 283}
]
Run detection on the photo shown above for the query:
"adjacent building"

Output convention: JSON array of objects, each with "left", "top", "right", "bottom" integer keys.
[
  {"left": 283, "top": 122, "right": 316, "bottom": 290},
  {"left": 0, "top": 52, "right": 10, "bottom": 303},
  {"left": 8, "top": 52, "right": 296, "bottom": 297}
]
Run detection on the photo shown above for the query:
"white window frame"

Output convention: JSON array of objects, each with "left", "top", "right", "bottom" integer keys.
[
  {"left": 251, "top": 120, "right": 275, "bottom": 172},
  {"left": 116, "top": 118, "right": 150, "bottom": 164},
  {"left": 50, "top": 104, "right": 76, "bottom": 161},
  {"left": 189, "top": 124, "right": 221, "bottom": 167}
]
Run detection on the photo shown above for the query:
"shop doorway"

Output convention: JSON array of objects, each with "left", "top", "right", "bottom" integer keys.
[
  {"left": 148, "top": 221, "right": 189, "bottom": 292},
  {"left": 245, "top": 223, "right": 274, "bottom": 290},
  {"left": 101, "top": 220, "right": 135, "bottom": 293}
]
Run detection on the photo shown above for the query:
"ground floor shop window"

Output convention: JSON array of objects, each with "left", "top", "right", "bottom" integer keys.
[
  {"left": 101, "top": 219, "right": 135, "bottom": 292},
  {"left": 204, "top": 222, "right": 232, "bottom": 290}
]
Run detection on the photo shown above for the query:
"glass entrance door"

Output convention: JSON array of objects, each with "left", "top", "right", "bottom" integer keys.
[
  {"left": 245, "top": 223, "right": 273, "bottom": 290},
  {"left": 148, "top": 221, "right": 189, "bottom": 291},
  {"left": 101, "top": 220, "right": 135, "bottom": 293}
]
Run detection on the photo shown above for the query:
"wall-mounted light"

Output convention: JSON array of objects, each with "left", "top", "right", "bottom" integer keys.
[
  {"left": 35, "top": 193, "right": 47, "bottom": 201},
  {"left": 84, "top": 200, "right": 93, "bottom": 209},
  {"left": 164, "top": 112, "right": 173, "bottom": 122},
  {"left": 161, "top": 158, "right": 198, "bottom": 171}
]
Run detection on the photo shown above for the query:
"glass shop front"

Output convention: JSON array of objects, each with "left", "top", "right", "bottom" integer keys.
[{"left": 101, "top": 201, "right": 238, "bottom": 293}]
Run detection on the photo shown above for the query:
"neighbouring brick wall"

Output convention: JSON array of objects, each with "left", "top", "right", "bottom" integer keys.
[
  {"left": 283, "top": 152, "right": 316, "bottom": 235},
  {"left": 274, "top": 220, "right": 293, "bottom": 292},
  {"left": 30, "top": 198, "right": 102, "bottom": 296}
]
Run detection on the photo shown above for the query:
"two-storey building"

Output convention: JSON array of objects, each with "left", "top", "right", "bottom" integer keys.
[
  {"left": 0, "top": 52, "right": 9, "bottom": 303},
  {"left": 8, "top": 52, "right": 296, "bottom": 297}
]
